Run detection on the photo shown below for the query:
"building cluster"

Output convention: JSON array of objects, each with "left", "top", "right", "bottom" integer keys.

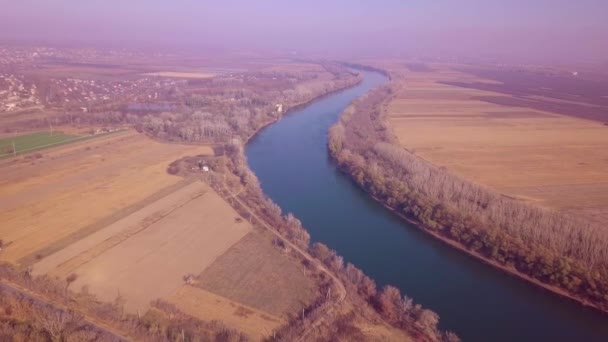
[
  {"left": 0, "top": 44, "right": 183, "bottom": 113},
  {"left": 46, "top": 77, "right": 177, "bottom": 109},
  {"left": 0, "top": 46, "right": 148, "bottom": 66},
  {"left": 0, "top": 74, "right": 40, "bottom": 112}
]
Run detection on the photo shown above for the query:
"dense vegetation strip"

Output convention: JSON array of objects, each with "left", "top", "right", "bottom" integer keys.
[
  {"left": 328, "top": 83, "right": 608, "bottom": 313},
  {"left": 0, "top": 264, "right": 248, "bottom": 341},
  {"left": 183, "top": 138, "right": 458, "bottom": 341}
]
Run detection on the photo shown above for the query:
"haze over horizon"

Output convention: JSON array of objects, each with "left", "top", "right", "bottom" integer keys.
[{"left": 1, "top": 0, "right": 607, "bottom": 64}]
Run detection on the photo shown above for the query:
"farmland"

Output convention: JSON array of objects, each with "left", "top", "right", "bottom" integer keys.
[
  {"left": 196, "top": 230, "right": 317, "bottom": 317},
  {"left": 0, "top": 49, "right": 438, "bottom": 340},
  {"left": 385, "top": 65, "right": 608, "bottom": 223},
  {"left": 170, "top": 285, "right": 284, "bottom": 340},
  {"left": 0, "top": 127, "right": 321, "bottom": 339},
  {"left": 0, "top": 131, "right": 79, "bottom": 157},
  {"left": 143, "top": 71, "right": 216, "bottom": 79},
  {"left": 33, "top": 181, "right": 252, "bottom": 313},
  {"left": 0, "top": 130, "right": 214, "bottom": 263}
]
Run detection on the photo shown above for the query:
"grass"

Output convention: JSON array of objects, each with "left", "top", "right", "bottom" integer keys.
[{"left": 0, "top": 131, "right": 80, "bottom": 157}]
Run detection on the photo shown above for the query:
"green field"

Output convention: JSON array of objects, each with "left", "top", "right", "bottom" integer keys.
[{"left": 0, "top": 132, "right": 80, "bottom": 157}]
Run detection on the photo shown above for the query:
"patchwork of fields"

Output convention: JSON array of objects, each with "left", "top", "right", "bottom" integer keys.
[
  {"left": 0, "top": 129, "right": 318, "bottom": 340},
  {"left": 34, "top": 181, "right": 252, "bottom": 312},
  {"left": 0, "top": 130, "right": 213, "bottom": 263},
  {"left": 386, "top": 66, "right": 608, "bottom": 223}
]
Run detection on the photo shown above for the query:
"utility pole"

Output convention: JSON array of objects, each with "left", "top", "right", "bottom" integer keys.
[{"left": 12, "top": 141, "right": 16, "bottom": 157}]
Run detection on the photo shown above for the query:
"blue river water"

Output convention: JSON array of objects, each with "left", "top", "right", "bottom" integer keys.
[{"left": 245, "top": 70, "right": 608, "bottom": 341}]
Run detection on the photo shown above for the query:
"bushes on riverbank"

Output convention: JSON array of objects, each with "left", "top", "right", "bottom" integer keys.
[
  {"left": 209, "top": 139, "right": 456, "bottom": 342},
  {"left": 328, "top": 85, "right": 608, "bottom": 312}
]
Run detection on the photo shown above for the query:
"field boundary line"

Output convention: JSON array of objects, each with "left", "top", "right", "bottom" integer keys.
[
  {"left": 19, "top": 178, "right": 196, "bottom": 266},
  {"left": 0, "top": 129, "right": 128, "bottom": 158},
  {"left": 45, "top": 186, "right": 209, "bottom": 276},
  {"left": 218, "top": 185, "right": 347, "bottom": 341}
]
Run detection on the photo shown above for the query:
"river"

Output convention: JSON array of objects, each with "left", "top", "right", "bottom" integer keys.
[{"left": 245, "top": 70, "right": 608, "bottom": 341}]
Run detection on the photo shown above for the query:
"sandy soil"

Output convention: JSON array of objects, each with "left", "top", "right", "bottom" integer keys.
[{"left": 386, "top": 66, "right": 608, "bottom": 223}]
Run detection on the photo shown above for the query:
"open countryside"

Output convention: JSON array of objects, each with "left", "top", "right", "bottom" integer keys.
[
  {"left": 0, "top": 131, "right": 80, "bottom": 157},
  {"left": 2, "top": 2, "right": 608, "bottom": 342},
  {"left": 385, "top": 65, "right": 608, "bottom": 224},
  {"left": 0, "top": 51, "right": 420, "bottom": 341}
]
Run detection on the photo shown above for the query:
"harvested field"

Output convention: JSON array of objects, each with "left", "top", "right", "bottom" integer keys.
[
  {"left": 143, "top": 71, "right": 216, "bottom": 79},
  {"left": 196, "top": 231, "right": 317, "bottom": 318},
  {"left": 33, "top": 182, "right": 251, "bottom": 312},
  {"left": 387, "top": 65, "right": 608, "bottom": 223},
  {"left": 0, "top": 130, "right": 213, "bottom": 263},
  {"left": 170, "top": 285, "right": 283, "bottom": 341},
  {"left": 442, "top": 66, "right": 608, "bottom": 122}
]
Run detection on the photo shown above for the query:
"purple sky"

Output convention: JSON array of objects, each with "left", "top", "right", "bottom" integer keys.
[{"left": 1, "top": 0, "right": 607, "bottom": 63}]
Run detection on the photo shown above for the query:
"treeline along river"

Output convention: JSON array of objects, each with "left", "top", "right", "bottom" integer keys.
[{"left": 245, "top": 70, "right": 608, "bottom": 341}]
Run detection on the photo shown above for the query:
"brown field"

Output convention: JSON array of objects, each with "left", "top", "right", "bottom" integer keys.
[
  {"left": 0, "top": 130, "right": 213, "bottom": 263},
  {"left": 0, "top": 126, "right": 319, "bottom": 338},
  {"left": 386, "top": 65, "right": 608, "bottom": 223},
  {"left": 170, "top": 285, "right": 284, "bottom": 340},
  {"left": 143, "top": 71, "right": 216, "bottom": 79},
  {"left": 33, "top": 181, "right": 251, "bottom": 312},
  {"left": 196, "top": 230, "right": 318, "bottom": 318}
]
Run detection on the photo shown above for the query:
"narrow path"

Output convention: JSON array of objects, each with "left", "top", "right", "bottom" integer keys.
[{"left": 219, "top": 184, "right": 347, "bottom": 340}]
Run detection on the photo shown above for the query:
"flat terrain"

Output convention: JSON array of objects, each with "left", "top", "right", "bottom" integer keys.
[
  {"left": 196, "top": 230, "right": 317, "bottom": 318},
  {"left": 170, "top": 285, "right": 284, "bottom": 340},
  {"left": 0, "top": 131, "right": 79, "bottom": 157},
  {"left": 0, "top": 130, "right": 213, "bottom": 263},
  {"left": 0, "top": 127, "right": 319, "bottom": 338},
  {"left": 143, "top": 71, "right": 216, "bottom": 79},
  {"left": 386, "top": 65, "right": 608, "bottom": 223},
  {"left": 33, "top": 181, "right": 251, "bottom": 312}
]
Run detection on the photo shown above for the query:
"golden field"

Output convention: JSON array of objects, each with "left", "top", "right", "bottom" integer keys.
[
  {"left": 33, "top": 181, "right": 252, "bottom": 313},
  {"left": 143, "top": 71, "right": 216, "bottom": 79},
  {"left": 385, "top": 65, "right": 608, "bottom": 223},
  {"left": 0, "top": 130, "right": 213, "bottom": 263},
  {"left": 0, "top": 129, "right": 321, "bottom": 339}
]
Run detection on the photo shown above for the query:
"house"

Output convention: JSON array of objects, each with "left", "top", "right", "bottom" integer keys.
[{"left": 275, "top": 103, "right": 283, "bottom": 113}]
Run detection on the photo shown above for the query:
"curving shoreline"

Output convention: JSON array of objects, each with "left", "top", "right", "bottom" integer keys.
[{"left": 327, "top": 72, "right": 608, "bottom": 317}]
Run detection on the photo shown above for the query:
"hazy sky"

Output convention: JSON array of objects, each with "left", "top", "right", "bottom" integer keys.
[{"left": 1, "top": 0, "right": 607, "bottom": 63}]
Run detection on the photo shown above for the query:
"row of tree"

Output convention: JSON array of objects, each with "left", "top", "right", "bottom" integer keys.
[
  {"left": 0, "top": 263, "right": 248, "bottom": 341},
  {"left": 328, "top": 84, "right": 608, "bottom": 311},
  {"left": 3, "top": 62, "right": 361, "bottom": 147},
  {"left": 205, "top": 139, "right": 456, "bottom": 341}
]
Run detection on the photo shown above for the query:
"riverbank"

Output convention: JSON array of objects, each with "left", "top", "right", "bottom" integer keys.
[
  {"left": 327, "top": 76, "right": 608, "bottom": 317},
  {"left": 219, "top": 70, "right": 453, "bottom": 341}
]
